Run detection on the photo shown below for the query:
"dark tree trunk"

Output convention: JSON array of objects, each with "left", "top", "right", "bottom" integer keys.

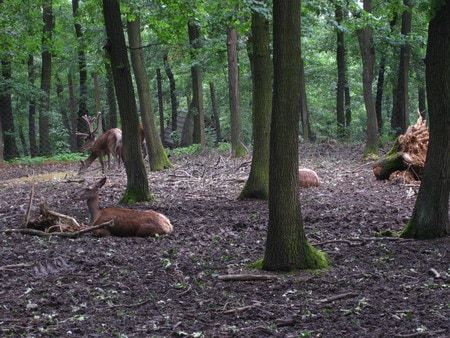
[
  {"left": 156, "top": 68, "right": 165, "bottom": 143},
  {"left": 344, "top": 78, "right": 351, "bottom": 129},
  {"left": 0, "top": 59, "right": 19, "bottom": 159},
  {"left": 92, "top": 72, "right": 104, "bottom": 135},
  {"left": 418, "top": 86, "right": 427, "bottom": 120},
  {"left": 263, "top": 0, "right": 327, "bottom": 272},
  {"left": 39, "top": 0, "right": 53, "bottom": 156},
  {"left": 335, "top": 4, "right": 346, "bottom": 139},
  {"left": 299, "top": 57, "right": 312, "bottom": 141},
  {"left": 73, "top": 0, "right": 88, "bottom": 148},
  {"left": 0, "top": 114, "right": 3, "bottom": 163},
  {"left": 391, "top": 0, "right": 413, "bottom": 135},
  {"left": 105, "top": 61, "right": 118, "bottom": 129},
  {"left": 127, "top": 17, "right": 171, "bottom": 171},
  {"left": 209, "top": 82, "right": 221, "bottom": 144},
  {"left": 357, "top": 0, "right": 379, "bottom": 156},
  {"left": 102, "top": 0, "right": 151, "bottom": 203},
  {"left": 163, "top": 53, "right": 178, "bottom": 132},
  {"left": 56, "top": 74, "right": 72, "bottom": 143},
  {"left": 67, "top": 71, "right": 78, "bottom": 151},
  {"left": 18, "top": 124, "right": 28, "bottom": 157},
  {"left": 402, "top": 1, "right": 450, "bottom": 239},
  {"left": 28, "top": 55, "right": 38, "bottom": 157},
  {"left": 188, "top": 21, "right": 205, "bottom": 145},
  {"left": 375, "top": 56, "right": 386, "bottom": 135},
  {"left": 239, "top": 9, "right": 272, "bottom": 200},
  {"left": 227, "top": 28, "right": 245, "bottom": 157}
]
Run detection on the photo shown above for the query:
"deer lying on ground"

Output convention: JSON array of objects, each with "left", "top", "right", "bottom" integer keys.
[
  {"left": 298, "top": 168, "right": 320, "bottom": 188},
  {"left": 80, "top": 177, "right": 173, "bottom": 237}
]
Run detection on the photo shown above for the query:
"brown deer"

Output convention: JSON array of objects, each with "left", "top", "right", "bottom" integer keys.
[
  {"left": 298, "top": 168, "right": 320, "bottom": 188},
  {"left": 80, "top": 177, "right": 173, "bottom": 237}
]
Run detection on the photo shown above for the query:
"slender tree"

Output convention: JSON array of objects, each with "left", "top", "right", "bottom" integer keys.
[
  {"left": 27, "top": 55, "right": 38, "bottom": 156},
  {"left": 263, "top": 0, "right": 328, "bottom": 271},
  {"left": 357, "top": 0, "right": 379, "bottom": 156},
  {"left": 401, "top": 1, "right": 450, "bottom": 239},
  {"left": 163, "top": 53, "right": 178, "bottom": 132},
  {"left": 67, "top": 70, "right": 78, "bottom": 151},
  {"left": 102, "top": 0, "right": 151, "bottom": 203},
  {"left": 127, "top": 17, "right": 171, "bottom": 171},
  {"left": 0, "top": 113, "right": 3, "bottom": 164},
  {"left": 56, "top": 74, "right": 72, "bottom": 143},
  {"left": 240, "top": 7, "right": 272, "bottom": 200},
  {"left": 156, "top": 68, "right": 165, "bottom": 143},
  {"left": 336, "top": 3, "right": 346, "bottom": 139},
  {"left": 104, "top": 61, "right": 118, "bottom": 129},
  {"left": 92, "top": 72, "right": 104, "bottom": 135},
  {"left": 209, "top": 82, "right": 221, "bottom": 144},
  {"left": 418, "top": 86, "right": 427, "bottom": 119}
]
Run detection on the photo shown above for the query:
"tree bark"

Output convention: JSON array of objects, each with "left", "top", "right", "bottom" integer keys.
[
  {"left": 402, "top": 1, "right": 450, "bottom": 239},
  {"left": 72, "top": 0, "right": 88, "bottom": 148},
  {"left": 18, "top": 124, "right": 28, "bottom": 157},
  {"left": 163, "top": 53, "right": 178, "bottom": 132},
  {"left": 39, "top": 0, "right": 53, "bottom": 156},
  {"left": 92, "top": 72, "right": 104, "bottom": 135},
  {"left": 336, "top": 4, "right": 346, "bottom": 139},
  {"left": 375, "top": 56, "right": 386, "bottom": 135},
  {"left": 188, "top": 21, "right": 205, "bottom": 145},
  {"left": 357, "top": 0, "right": 379, "bottom": 156},
  {"left": 104, "top": 61, "right": 118, "bottom": 129},
  {"left": 299, "top": 57, "right": 313, "bottom": 142},
  {"left": 56, "top": 74, "right": 72, "bottom": 145},
  {"left": 209, "top": 82, "right": 221, "bottom": 144},
  {"left": 263, "top": 0, "right": 327, "bottom": 271},
  {"left": 102, "top": 0, "right": 151, "bottom": 202},
  {"left": 156, "top": 68, "right": 165, "bottom": 143},
  {"left": 240, "top": 9, "right": 271, "bottom": 200},
  {"left": 0, "top": 115, "right": 3, "bottom": 164},
  {"left": 27, "top": 55, "right": 38, "bottom": 157},
  {"left": 391, "top": 0, "right": 413, "bottom": 136},
  {"left": 67, "top": 70, "right": 78, "bottom": 151},
  {"left": 418, "top": 86, "right": 427, "bottom": 120},
  {"left": 344, "top": 77, "right": 351, "bottom": 130}
]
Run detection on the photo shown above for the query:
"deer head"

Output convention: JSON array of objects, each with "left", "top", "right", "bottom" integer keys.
[{"left": 76, "top": 112, "right": 102, "bottom": 151}]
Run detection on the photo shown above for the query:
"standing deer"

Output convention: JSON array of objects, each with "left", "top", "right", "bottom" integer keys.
[{"left": 80, "top": 177, "right": 173, "bottom": 237}]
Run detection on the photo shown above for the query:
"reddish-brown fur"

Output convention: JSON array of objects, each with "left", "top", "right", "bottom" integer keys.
[
  {"left": 81, "top": 177, "right": 173, "bottom": 237},
  {"left": 298, "top": 168, "right": 320, "bottom": 188}
]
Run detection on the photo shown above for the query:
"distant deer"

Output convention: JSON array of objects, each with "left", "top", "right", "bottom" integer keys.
[
  {"left": 80, "top": 177, "right": 173, "bottom": 237},
  {"left": 298, "top": 168, "right": 320, "bottom": 188}
]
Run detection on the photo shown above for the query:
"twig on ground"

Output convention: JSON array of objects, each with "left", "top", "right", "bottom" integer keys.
[
  {"left": 428, "top": 268, "right": 441, "bottom": 279},
  {"left": 107, "top": 297, "right": 153, "bottom": 309},
  {"left": 313, "top": 236, "right": 415, "bottom": 247},
  {"left": 0, "top": 263, "right": 33, "bottom": 270},
  {"left": 217, "top": 274, "right": 279, "bottom": 281},
  {"left": 393, "top": 329, "right": 446, "bottom": 338},
  {"left": 223, "top": 302, "right": 260, "bottom": 314},
  {"left": 39, "top": 203, "right": 81, "bottom": 229},
  {"left": 317, "top": 292, "right": 358, "bottom": 304},
  {"left": 21, "top": 184, "right": 35, "bottom": 228},
  {"left": 313, "top": 239, "right": 360, "bottom": 247}
]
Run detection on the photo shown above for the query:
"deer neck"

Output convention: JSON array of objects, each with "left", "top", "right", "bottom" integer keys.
[{"left": 87, "top": 196, "right": 101, "bottom": 223}]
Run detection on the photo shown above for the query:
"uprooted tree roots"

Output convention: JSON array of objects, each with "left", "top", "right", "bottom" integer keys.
[{"left": 373, "top": 116, "right": 428, "bottom": 183}]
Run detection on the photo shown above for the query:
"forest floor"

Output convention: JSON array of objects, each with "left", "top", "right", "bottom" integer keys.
[{"left": 0, "top": 143, "right": 448, "bottom": 338}]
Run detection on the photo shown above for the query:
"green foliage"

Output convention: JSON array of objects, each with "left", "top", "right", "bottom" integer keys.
[
  {"left": 170, "top": 144, "right": 203, "bottom": 156},
  {"left": 217, "top": 142, "right": 231, "bottom": 153},
  {"left": 7, "top": 152, "right": 85, "bottom": 165}
]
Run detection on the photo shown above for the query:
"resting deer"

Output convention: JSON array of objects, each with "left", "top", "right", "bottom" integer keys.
[{"left": 80, "top": 177, "right": 173, "bottom": 237}]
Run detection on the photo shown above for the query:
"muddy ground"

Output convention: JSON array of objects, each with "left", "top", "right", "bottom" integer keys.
[{"left": 0, "top": 143, "right": 448, "bottom": 338}]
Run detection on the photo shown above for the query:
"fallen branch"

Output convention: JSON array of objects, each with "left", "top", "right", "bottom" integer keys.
[
  {"left": 39, "top": 203, "right": 81, "bottom": 229},
  {"left": 393, "top": 329, "right": 446, "bottom": 338},
  {"left": 318, "top": 292, "right": 358, "bottom": 304},
  {"left": 217, "top": 274, "right": 279, "bottom": 282},
  {"left": 313, "top": 239, "right": 360, "bottom": 247},
  {"left": 3, "top": 221, "right": 113, "bottom": 238},
  {"left": 21, "top": 184, "right": 35, "bottom": 228},
  {"left": 107, "top": 297, "right": 153, "bottom": 309},
  {"left": 313, "top": 236, "right": 414, "bottom": 247},
  {"left": 223, "top": 303, "right": 260, "bottom": 314},
  {"left": 428, "top": 268, "right": 441, "bottom": 279},
  {"left": 0, "top": 263, "right": 33, "bottom": 270}
]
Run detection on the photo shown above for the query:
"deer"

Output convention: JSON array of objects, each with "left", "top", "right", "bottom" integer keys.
[
  {"left": 298, "top": 168, "right": 320, "bottom": 188},
  {"left": 80, "top": 177, "right": 173, "bottom": 237}
]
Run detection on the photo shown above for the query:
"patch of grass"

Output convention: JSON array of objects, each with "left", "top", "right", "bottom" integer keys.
[
  {"left": 247, "top": 258, "right": 264, "bottom": 270},
  {"left": 170, "top": 144, "right": 203, "bottom": 156},
  {"left": 217, "top": 142, "right": 231, "bottom": 153},
  {"left": 7, "top": 153, "right": 85, "bottom": 165}
]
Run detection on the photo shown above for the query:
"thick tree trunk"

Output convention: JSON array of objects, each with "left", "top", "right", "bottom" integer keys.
[
  {"left": 391, "top": 0, "right": 413, "bottom": 136},
  {"left": 240, "top": 9, "right": 271, "bottom": 200},
  {"left": 18, "top": 124, "right": 28, "bottom": 157},
  {"left": 39, "top": 0, "right": 53, "bottom": 156},
  {"left": 336, "top": 4, "right": 346, "bottom": 140},
  {"left": 402, "top": 2, "right": 450, "bottom": 239},
  {"left": 127, "top": 17, "right": 171, "bottom": 171},
  {"left": 104, "top": 61, "right": 118, "bottom": 129},
  {"left": 227, "top": 28, "right": 245, "bottom": 157},
  {"left": 209, "top": 82, "right": 221, "bottom": 144},
  {"left": 156, "top": 68, "right": 165, "bottom": 143},
  {"left": 188, "top": 21, "right": 205, "bottom": 145},
  {"left": 0, "top": 59, "right": 19, "bottom": 159},
  {"left": 263, "top": 0, "right": 327, "bottom": 272},
  {"left": 67, "top": 71, "right": 78, "bottom": 151},
  {"left": 92, "top": 72, "right": 104, "bottom": 135},
  {"left": 27, "top": 55, "right": 38, "bottom": 157},
  {"left": 73, "top": 0, "right": 88, "bottom": 148},
  {"left": 102, "top": 0, "right": 151, "bottom": 202},
  {"left": 163, "top": 53, "right": 178, "bottom": 132},
  {"left": 375, "top": 56, "right": 386, "bottom": 135},
  {"left": 418, "top": 86, "right": 427, "bottom": 120},
  {"left": 357, "top": 0, "right": 379, "bottom": 156},
  {"left": 56, "top": 75, "right": 72, "bottom": 144}
]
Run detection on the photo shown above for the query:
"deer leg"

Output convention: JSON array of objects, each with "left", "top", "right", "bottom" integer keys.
[{"left": 99, "top": 155, "right": 105, "bottom": 173}]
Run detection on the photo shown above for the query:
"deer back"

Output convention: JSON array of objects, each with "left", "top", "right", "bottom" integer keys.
[{"left": 298, "top": 168, "right": 320, "bottom": 188}]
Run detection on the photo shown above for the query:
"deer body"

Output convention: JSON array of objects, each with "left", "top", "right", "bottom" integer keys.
[
  {"left": 298, "top": 168, "right": 320, "bottom": 188},
  {"left": 82, "top": 177, "right": 173, "bottom": 237}
]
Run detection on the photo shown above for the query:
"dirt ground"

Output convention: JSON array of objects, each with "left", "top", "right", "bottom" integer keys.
[{"left": 0, "top": 143, "right": 448, "bottom": 338}]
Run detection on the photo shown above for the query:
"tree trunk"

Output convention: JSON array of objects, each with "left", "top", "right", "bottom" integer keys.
[
  {"left": 209, "top": 82, "right": 221, "bottom": 144},
  {"left": 73, "top": 0, "right": 88, "bottom": 148},
  {"left": 102, "top": 0, "right": 151, "bottom": 203},
  {"left": 344, "top": 77, "right": 351, "bottom": 130},
  {"left": 0, "top": 115, "right": 3, "bottom": 164},
  {"left": 263, "top": 0, "right": 327, "bottom": 272},
  {"left": 56, "top": 74, "right": 72, "bottom": 144},
  {"left": 227, "top": 28, "right": 245, "bottom": 157},
  {"left": 240, "top": 9, "right": 271, "bottom": 200},
  {"left": 0, "top": 59, "right": 19, "bottom": 159},
  {"left": 39, "top": 0, "right": 53, "bottom": 156},
  {"left": 163, "top": 53, "right": 178, "bottom": 132},
  {"left": 28, "top": 55, "right": 38, "bottom": 157},
  {"left": 418, "top": 86, "right": 427, "bottom": 120},
  {"left": 188, "top": 21, "right": 205, "bottom": 145},
  {"left": 391, "top": 0, "right": 413, "bottom": 136},
  {"left": 335, "top": 4, "right": 346, "bottom": 140},
  {"left": 156, "top": 68, "right": 165, "bottom": 143},
  {"left": 92, "top": 72, "right": 104, "bottom": 135},
  {"left": 375, "top": 56, "right": 386, "bottom": 135},
  {"left": 402, "top": 2, "right": 450, "bottom": 239},
  {"left": 18, "top": 124, "right": 28, "bottom": 157},
  {"left": 67, "top": 70, "right": 78, "bottom": 151},
  {"left": 105, "top": 61, "right": 118, "bottom": 129},
  {"left": 127, "top": 17, "right": 171, "bottom": 171},
  {"left": 357, "top": 0, "right": 379, "bottom": 156}
]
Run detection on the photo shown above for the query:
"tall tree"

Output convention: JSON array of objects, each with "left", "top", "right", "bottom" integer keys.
[
  {"left": 401, "top": 1, "right": 450, "bottom": 239},
  {"left": 39, "top": 0, "right": 53, "bottom": 156},
  {"left": 72, "top": 0, "right": 88, "bottom": 147},
  {"left": 263, "top": 0, "right": 328, "bottom": 271},
  {"left": 163, "top": 53, "right": 178, "bottom": 132},
  {"left": 127, "top": 17, "right": 171, "bottom": 171},
  {"left": 391, "top": 0, "right": 413, "bottom": 135},
  {"left": 28, "top": 55, "right": 38, "bottom": 157},
  {"left": 188, "top": 20, "right": 205, "bottom": 145},
  {"left": 335, "top": 3, "right": 346, "bottom": 140},
  {"left": 156, "top": 68, "right": 165, "bottom": 143},
  {"left": 102, "top": 0, "right": 151, "bottom": 203},
  {"left": 209, "top": 82, "right": 221, "bottom": 144},
  {"left": 67, "top": 70, "right": 78, "bottom": 151},
  {"left": 240, "top": 6, "right": 272, "bottom": 200},
  {"left": 418, "top": 86, "right": 427, "bottom": 119},
  {"left": 104, "top": 61, "right": 118, "bottom": 128},
  {"left": 56, "top": 74, "right": 72, "bottom": 144},
  {"left": 0, "top": 114, "right": 3, "bottom": 164},
  {"left": 357, "top": 0, "right": 379, "bottom": 156},
  {"left": 92, "top": 72, "right": 103, "bottom": 135}
]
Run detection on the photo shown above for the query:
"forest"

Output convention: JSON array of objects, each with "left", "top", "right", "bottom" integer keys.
[{"left": 0, "top": 0, "right": 449, "bottom": 337}]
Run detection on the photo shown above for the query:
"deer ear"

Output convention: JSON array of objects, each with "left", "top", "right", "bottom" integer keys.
[{"left": 96, "top": 177, "right": 107, "bottom": 189}]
